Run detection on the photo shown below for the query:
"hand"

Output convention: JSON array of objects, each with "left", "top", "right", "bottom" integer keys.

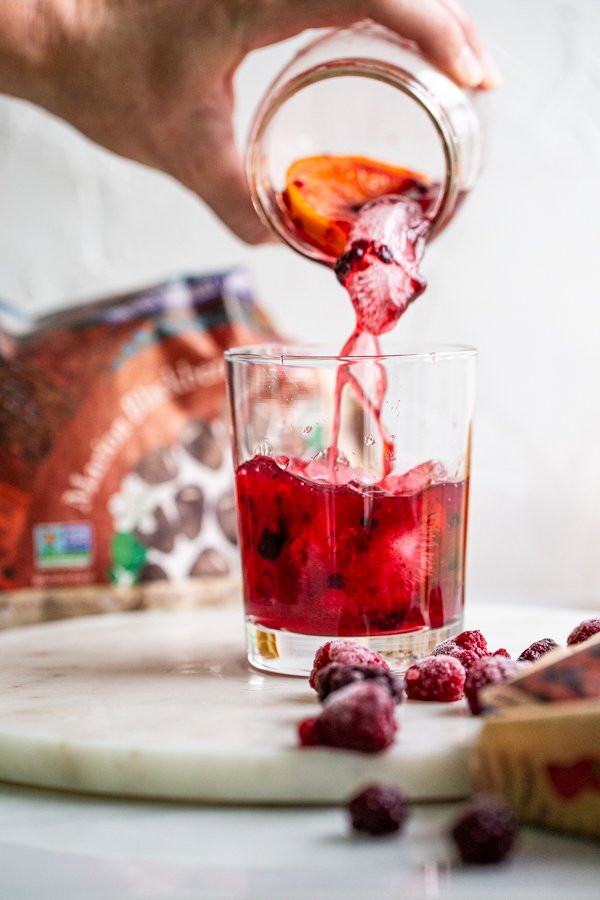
[{"left": 0, "top": 1, "right": 501, "bottom": 243}]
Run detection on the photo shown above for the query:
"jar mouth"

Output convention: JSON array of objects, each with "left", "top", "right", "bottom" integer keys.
[
  {"left": 246, "top": 22, "right": 479, "bottom": 265},
  {"left": 225, "top": 342, "right": 477, "bottom": 366}
]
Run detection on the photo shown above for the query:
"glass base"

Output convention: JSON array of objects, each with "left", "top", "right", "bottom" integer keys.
[{"left": 246, "top": 616, "right": 463, "bottom": 676}]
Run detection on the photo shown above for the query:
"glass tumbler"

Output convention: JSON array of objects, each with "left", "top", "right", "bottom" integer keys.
[{"left": 226, "top": 343, "right": 476, "bottom": 676}]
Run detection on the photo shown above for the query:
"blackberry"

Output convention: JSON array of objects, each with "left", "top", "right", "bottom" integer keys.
[
  {"left": 517, "top": 638, "right": 559, "bottom": 662},
  {"left": 257, "top": 525, "right": 287, "bottom": 561},
  {"left": 315, "top": 662, "right": 404, "bottom": 704},
  {"left": 451, "top": 794, "right": 519, "bottom": 865},
  {"left": 348, "top": 783, "right": 409, "bottom": 836},
  {"left": 335, "top": 239, "right": 370, "bottom": 283},
  {"left": 566, "top": 618, "right": 600, "bottom": 646},
  {"left": 326, "top": 572, "right": 346, "bottom": 590}
]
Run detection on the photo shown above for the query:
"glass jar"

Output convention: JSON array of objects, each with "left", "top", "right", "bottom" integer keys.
[{"left": 247, "top": 21, "right": 483, "bottom": 265}]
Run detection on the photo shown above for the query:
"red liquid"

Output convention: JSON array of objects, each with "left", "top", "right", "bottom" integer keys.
[
  {"left": 236, "top": 456, "right": 468, "bottom": 637},
  {"left": 236, "top": 159, "right": 466, "bottom": 638}
]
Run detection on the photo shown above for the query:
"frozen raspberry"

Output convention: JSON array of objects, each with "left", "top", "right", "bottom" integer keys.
[
  {"left": 451, "top": 794, "right": 519, "bottom": 865},
  {"left": 309, "top": 640, "right": 389, "bottom": 689},
  {"left": 518, "top": 638, "right": 559, "bottom": 662},
  {"left": 492, "top": 648, "right": 511, "bottom": 658},
  {"left": 298, "top": 682, "right": 397, "bottom": 753},
  {"left": 432, "top": 630, "right": 488, "bottom": 671},
  {"left": 464, "top": 657, "right": 525, "bottom": 715},
  {"left": 298, "top": 717, "right": 319, "bottom": 746},
  {"left": 566, "top": 618, "right": 600, "bottom": 646},
  {"left": 454, "top": 629, "right": 488, "bottom": 653},
  {"left": 404, "top": 655, "right": 465, "bottom": 702},
  {"left": 348, "top": 783, "right": 409, "bottom": 836},
  {"left": 315, "top": 663, "right": 404, "bottom": 704}
]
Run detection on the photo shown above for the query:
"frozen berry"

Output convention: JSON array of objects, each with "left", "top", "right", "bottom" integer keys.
[
  {"left": 335, "top": 239, "right": 370, "bottom": 283},
  {"left": 432, "top": 630, "right": 488, "bottom": 671},
  {"left": 298, "top": 717, "right": 319, "bottom": 746},
  {"left": 454, "top": 629, "right": 488, "bottom": 653},
  {"left": 518, "top": 638, "right": 559, "bottom": 662},
  {"left": 315, "top": 663, "right": 404, "bottom": 704},
  {"left": 309, "top": 640, "right": 389, "bottom": 689},
  {"left": 404, "top": 655, "right": 465, "bottom": 702},
  {"left": 492, "top": 648, "right": 511, "bottom": 658},
  {"left": 451, "top": 794, "right": 519, "bottom": 865},
  {"left": 348, "top": 783, "right": 409, "bottom": 836},
  {"left": 464, "top": 657, "right": 525, "bottom": 715},
  {"left": 298, "top": 682, "right": 397, "bottom": 753},
  {"left": 257, "top": 525, "right": 287, "bottom": 561},
  {"left": 566, "top": 618, "right": 600, "bottom": 646}
]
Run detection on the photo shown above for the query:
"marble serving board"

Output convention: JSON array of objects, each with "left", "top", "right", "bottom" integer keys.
[{"left": 0, "top": 602, "right": 591, "bottom": 805}]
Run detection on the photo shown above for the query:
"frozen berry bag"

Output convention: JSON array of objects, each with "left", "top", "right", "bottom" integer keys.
[{"left": 0, "top": 270, "right": 275, "bottom": 625}]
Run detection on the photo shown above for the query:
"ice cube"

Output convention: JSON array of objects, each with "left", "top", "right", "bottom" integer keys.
[
  {"left": 340, "top": 195, "right": 429, "bottom": 336},
  {"left": 304, "top": 448, "right": 354, "bottom": 485},
  {"left": 382, "top": 460, "right": 448, "bottom": 495},
  {"left": 349, "top": 194, "right": 424, "bottom": 255}
]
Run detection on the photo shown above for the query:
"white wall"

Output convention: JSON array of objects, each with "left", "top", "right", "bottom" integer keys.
[{"left": 0, "top": 0, "right": 598, "bottom": 610}]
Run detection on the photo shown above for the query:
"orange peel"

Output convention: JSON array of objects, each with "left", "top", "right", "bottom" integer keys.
[{"left": 282, "top": 155, "right": 428, "bottom": 257}]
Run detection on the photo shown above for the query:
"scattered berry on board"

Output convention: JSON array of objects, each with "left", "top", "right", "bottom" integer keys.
[
  {"left": 298, "top": 682, "right": 397, "bottom": 752},
  {"left": 309, "top": 640, "right": 389, "bottom": 689},
  {"left": 566, "top": 618, "right": 600, "bottom": 646},
  {"left": 517, "top": 638, "right": 560, "bottom": 662},
  {"left": 464, "top": 656, "right": 526, "bottom": 715},
  {"left": 404, "top": 655, "right": 466, "bottom": 702},
  {"left": 431, "top": 629, "right": 489, "bottom": 671},
  {"left": 315, "top": 662, "right": 404, "bottom": 704}
]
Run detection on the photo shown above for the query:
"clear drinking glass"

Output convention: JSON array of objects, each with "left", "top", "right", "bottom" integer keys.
[
  {"left": 226, "top": 343, "right": 476, "bottom": 675},
  {"left": 247, "top": 21, "right": 483, "bottom": 265}
]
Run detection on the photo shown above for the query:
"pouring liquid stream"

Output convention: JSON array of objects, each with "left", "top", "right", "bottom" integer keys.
[{"left": 280, "top": 157, "right": 436, "bottom": 476}]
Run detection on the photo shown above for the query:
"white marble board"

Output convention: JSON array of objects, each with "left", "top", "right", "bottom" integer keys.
[{"left": 0, "top": 601, "right": 591, "bottom": 804}]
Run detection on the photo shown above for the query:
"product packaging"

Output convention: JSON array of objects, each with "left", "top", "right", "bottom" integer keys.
[{"left": 0, "top": 270, "right": 274, "bottom": 627}]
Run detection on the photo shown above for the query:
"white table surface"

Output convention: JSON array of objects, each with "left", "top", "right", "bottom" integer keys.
[
  {"left": 0, "top": 782, "right": 598, "bottom": 900},
  {"left": 0, "top": 600, "right": 598, "bottom": 899}
]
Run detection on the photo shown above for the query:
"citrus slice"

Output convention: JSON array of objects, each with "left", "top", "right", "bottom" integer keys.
[{"left": 282, "top": 155, "right": 430, "bottom": 258}]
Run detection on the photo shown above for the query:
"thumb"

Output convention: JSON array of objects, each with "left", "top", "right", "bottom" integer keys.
[{"left": 173, "top": 106, "right": 270, "bottom": 245}]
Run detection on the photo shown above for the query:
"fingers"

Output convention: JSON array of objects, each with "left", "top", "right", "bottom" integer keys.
[
  {"left": 359, "top": 0, "right": 494, "bottom": 88},
  {"left": 436, "top": 0, "right": 503, "bottom": 88},
  {"left": 244, "top": 0, "right": 502, "bottom": 89}
]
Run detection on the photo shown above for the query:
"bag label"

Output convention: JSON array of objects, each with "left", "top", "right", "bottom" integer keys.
[{"left": 33, "top": 522, "right": 94, "bottom": 570}]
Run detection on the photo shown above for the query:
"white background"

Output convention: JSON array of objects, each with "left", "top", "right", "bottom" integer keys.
[{"left": 0, "top": 0, "right": 598, "bottom": 610}]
